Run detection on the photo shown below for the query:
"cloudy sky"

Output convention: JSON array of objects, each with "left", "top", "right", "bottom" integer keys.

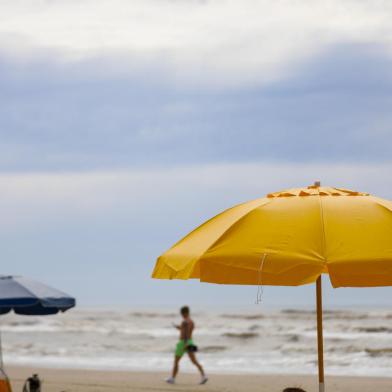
[{"left": 1, "top": 0, "right": 391, "bottom": 308}]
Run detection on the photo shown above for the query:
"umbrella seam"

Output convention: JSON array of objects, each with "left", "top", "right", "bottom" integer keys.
[
  {"left": 0, "top": 278, "right": 41, "bottom": 308},
  {"left": 14, "top": 278, "right": 46, "bottom": 305},
  {"left": 14, "top": 277, "right": 72, "bottom": 308},
  {"left": 163, "top": 197, "right": 267, "bottom": 253},
  {"left": 10, "top": 280, "right": 72, "bottom": 309},
  {"left": 162, "top": 199, "right": 271, "bottom": 276},
  {"left": 317, "top": 190, "right": 328, "bottom": 264},
  {"left": 197, "top": 198, "right": 273, "bottom": 267}
]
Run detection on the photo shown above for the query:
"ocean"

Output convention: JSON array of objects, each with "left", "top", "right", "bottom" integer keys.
[{"left": 1, "top": 307, "right": 391, "bottom": 376}]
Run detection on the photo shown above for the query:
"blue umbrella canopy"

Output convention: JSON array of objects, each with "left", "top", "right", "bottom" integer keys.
[{"left": 0, "top": 276, "right": 75, "bottom": 315}]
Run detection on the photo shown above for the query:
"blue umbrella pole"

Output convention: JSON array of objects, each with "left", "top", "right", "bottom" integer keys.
[{"left": 0, "top": 330, "right": 3, "bottom": 370}]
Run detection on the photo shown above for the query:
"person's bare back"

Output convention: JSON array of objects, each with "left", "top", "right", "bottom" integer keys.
[{"left": 180, "top": 317, "right": 194, "bottom": 340}]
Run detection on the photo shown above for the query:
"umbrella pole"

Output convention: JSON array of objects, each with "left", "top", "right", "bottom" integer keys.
[
  {"left": 316, "top": 276, "right": 325, "bottom": 392},
  {"left": 0, "top": 330, "right": 2, "bottom": 370}
]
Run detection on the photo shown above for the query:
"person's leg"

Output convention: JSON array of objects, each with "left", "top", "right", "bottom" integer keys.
[
  {"left": 166, "top": 355, "right": 182, "bottom": 384},
  {"left": 167, "top": 340, "right": 186, "bottom": 383},
  {"left": 187, "top": 352, "right": 206, "bottom": 377},
  {"left": 172, "top": 356, "right": 181, "bottom": 378}
]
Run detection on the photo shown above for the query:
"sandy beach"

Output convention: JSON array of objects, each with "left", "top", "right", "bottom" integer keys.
[{"left": 6, "top": 366, "right": 392, "bottom": 392}]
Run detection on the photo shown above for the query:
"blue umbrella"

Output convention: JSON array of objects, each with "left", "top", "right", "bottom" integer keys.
[
  {"left": 0, "top": 275, "right": 75, "bottom": 315},
  {"left": 0, "top": 275, "right": 75, "bottom": 388}
]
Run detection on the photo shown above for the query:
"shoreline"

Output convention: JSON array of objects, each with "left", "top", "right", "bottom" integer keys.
[{"left": 5, "top": 366, "right": 392, "bottom": 392}]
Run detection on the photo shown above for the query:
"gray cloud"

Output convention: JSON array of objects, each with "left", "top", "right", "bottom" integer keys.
[{"left": 0, "top": 43, "right": 392, "bottom": 171}]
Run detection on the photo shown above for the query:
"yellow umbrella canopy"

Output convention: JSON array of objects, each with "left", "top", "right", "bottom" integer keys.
[
  {"left": 152, "top": 183, "right": 392, "bottom": 392},
  {"left": 152, "top": 184, "right": 392, "bottom": 287}
]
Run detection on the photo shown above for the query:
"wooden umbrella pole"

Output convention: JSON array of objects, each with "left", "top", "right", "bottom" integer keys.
[{"left": 316, "top": 276, "right": 325, "bottom": 392}]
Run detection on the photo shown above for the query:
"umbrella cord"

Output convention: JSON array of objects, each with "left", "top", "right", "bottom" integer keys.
[{"left": 255, "top": 253, "right": 267, "bottom": 304}]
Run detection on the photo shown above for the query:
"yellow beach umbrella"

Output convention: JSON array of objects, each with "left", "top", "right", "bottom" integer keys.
[{"left": 152, "top": 182, "right": 392, "bottom": 392}]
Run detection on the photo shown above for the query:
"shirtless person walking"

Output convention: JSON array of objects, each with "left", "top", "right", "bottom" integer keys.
[{"left": 166, "top": 306, "right": 208, "bottom": 385}]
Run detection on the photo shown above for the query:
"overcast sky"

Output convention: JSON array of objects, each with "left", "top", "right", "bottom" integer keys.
[{"left": 0, "top": 0, "right": 391, "bottom": 308}]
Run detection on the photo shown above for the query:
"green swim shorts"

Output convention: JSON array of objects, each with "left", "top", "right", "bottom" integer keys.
[{"left": 175, "top": 339, "right": 194, "bottom": 357}]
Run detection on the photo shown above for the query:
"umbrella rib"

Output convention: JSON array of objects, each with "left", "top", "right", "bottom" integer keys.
[
  {"left": 166, "top": 198, "right": 267, "bottom": 253},
  {"left": 10, "top": 278, "right": 41, "bottom": 307},
  {"left": 163, "top": 198, "right": 273, "bottom": 277}
]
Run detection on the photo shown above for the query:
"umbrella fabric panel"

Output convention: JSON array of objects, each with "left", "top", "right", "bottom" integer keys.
[
  {"left": 323, "top": 196, "right": 392, "bottom": 287},
  {"left": 199, "top": 196, "right": 326, "bottom": 285},
  {"left": 152, "top": 197, "right": 269, "bottom": 280}
]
